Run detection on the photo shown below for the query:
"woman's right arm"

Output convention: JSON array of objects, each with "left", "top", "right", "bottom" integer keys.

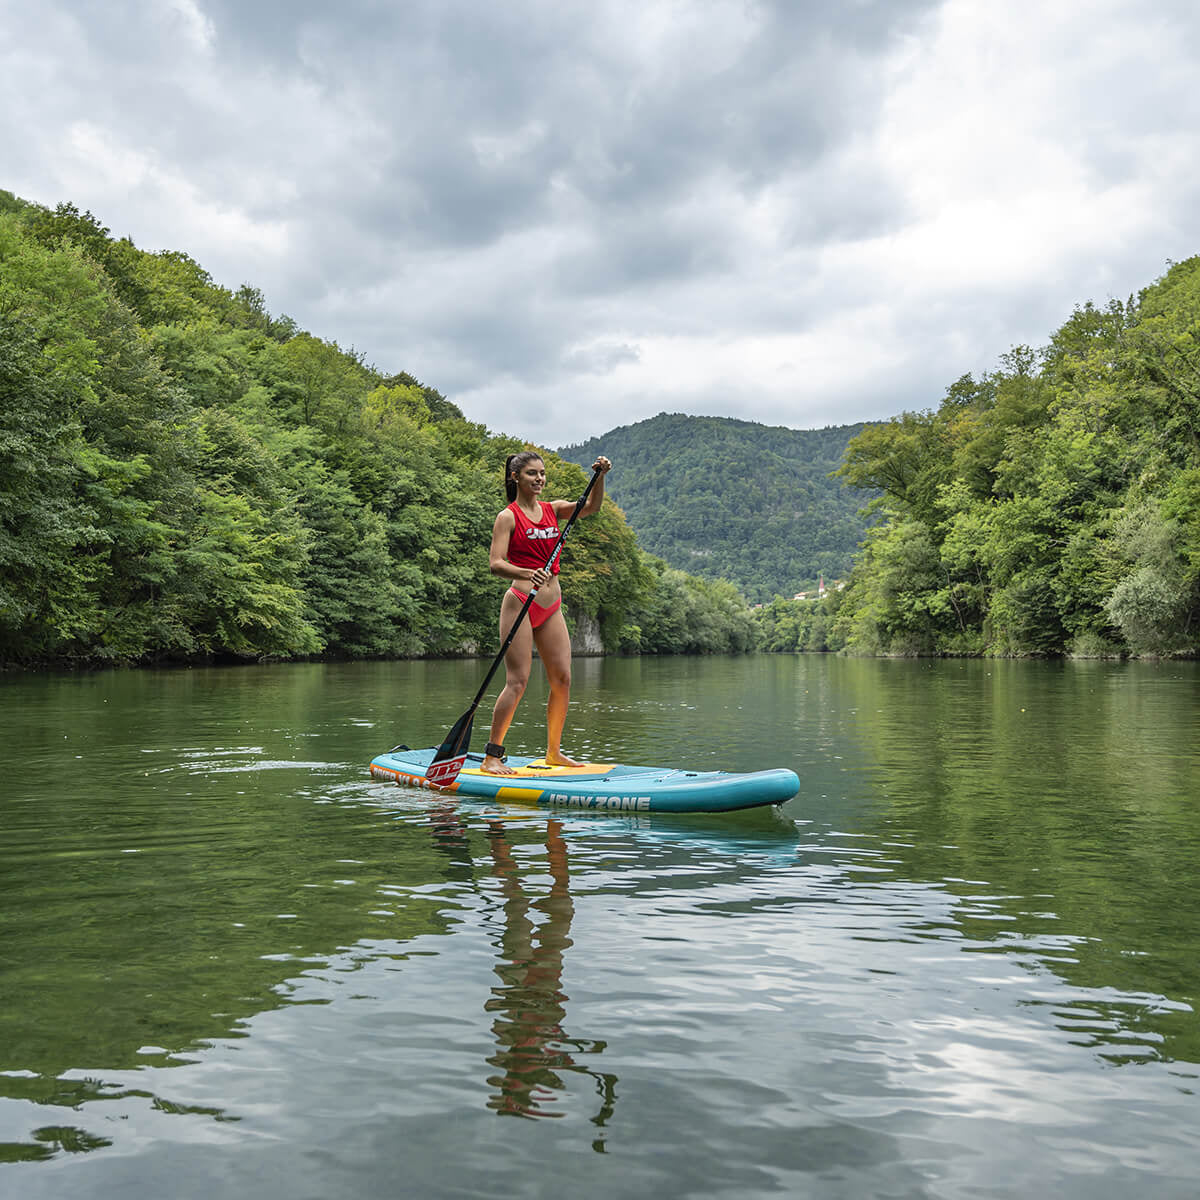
[{"left": 489, "top": 509, "right": 536, "bottom": 583}]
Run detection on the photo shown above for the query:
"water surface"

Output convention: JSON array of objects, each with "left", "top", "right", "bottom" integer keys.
[{"left": 1, "top": 656, "right": 1198, "bottom": 1197}]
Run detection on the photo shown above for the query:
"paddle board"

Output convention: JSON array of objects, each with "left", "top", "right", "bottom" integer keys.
[{"left": 369, "top": 746, "right": 799, "bottom": 814}]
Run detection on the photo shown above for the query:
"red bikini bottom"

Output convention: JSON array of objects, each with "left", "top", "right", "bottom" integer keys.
[{"left": 507, "top": 588, "right": 562, "bottom": 628}]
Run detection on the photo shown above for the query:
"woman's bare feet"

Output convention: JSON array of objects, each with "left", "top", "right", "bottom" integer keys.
[
  {"left": 544, "top": 751, "right": 585, "bottom": 768},
  {"left": 481, "top": 754, "right": 517, "bottom": 775}
]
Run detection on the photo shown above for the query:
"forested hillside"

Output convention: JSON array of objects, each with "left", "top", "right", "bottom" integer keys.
[
  {"left": 559, "top": 413, "right": 873, "bottom": 603},
  {"left": 10, "top": 186, "right": 1192, "bottom": 666},
  {"left": 759, "top": 257, "right": 1200, "bottom": 658},
  {"left": 0, "top": 190, "right": 756, "bottom": 666}
]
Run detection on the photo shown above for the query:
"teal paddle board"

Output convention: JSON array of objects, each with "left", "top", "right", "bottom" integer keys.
[{"left": 369, "top": 746, "right": 799, "bottom": 814}]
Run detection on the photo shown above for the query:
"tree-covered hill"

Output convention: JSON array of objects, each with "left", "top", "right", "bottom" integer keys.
[
  {"left": 559, "top": 413, "right": 875, "bottom": 603},
  {"left": 761, "top": 257, "right": 1200, "bottom": 659},
  {"left": 13, "top": 184, "right": 1191, "bottom": 665},
  {"left": 0, "top": 189, "right": 757, "bottom": 666}
]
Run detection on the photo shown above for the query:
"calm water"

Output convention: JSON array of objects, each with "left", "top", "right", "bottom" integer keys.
[{"left": 1, "top": 655, "right": 1198, "bottom": 1198}]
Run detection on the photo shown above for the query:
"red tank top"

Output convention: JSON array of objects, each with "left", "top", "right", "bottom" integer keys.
[{"left": 506, "top": 501, "right": 561, "bottom": 574}]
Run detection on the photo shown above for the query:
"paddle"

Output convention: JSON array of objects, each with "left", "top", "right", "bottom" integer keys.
[{"left": 425, "top": 466, "right": 603, "bottom": 788}]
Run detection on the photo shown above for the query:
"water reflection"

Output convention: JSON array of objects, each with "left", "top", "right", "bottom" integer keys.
[
  {"left": 1, "top": 1125, "right": 112, "bottom": 1163},
  {"left": 0, "top": 1071, "right": 235, "bottom": 1164},
  {"left": 482, "top": 818, "right": 618, "bottom": 1142}
]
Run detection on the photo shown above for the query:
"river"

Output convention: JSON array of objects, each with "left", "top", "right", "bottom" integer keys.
[{"left": 1, "top": 655, "right": 1198, "bottom": 1197}]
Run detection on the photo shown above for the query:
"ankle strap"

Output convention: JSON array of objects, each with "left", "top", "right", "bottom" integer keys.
[{"left": 484, "top": 742, "right": 506, "bottom": 760}]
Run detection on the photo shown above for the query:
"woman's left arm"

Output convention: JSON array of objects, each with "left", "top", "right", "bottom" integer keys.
[{"left": 554, "top": 456, "right": 611, "bottom": 520}]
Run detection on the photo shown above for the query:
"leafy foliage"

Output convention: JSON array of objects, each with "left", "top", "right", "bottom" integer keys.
[
  {"left": 829, "top": 262, "right": 1200, "bottom": 658},
  {"left": 0, "top": 193, "right": 755, "bottom": 665},
  {"left": 559, "top": 413, "right": 874, "bottom": 603},
  {"left": 8, "top": 188, "right": 1196, "bottom": 664}
]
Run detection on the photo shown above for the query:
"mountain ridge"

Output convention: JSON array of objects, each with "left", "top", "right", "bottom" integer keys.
[{"left": 558, "top": 411, "right": 875, "bottom": 603}]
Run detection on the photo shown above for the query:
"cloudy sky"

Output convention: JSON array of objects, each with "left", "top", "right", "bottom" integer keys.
[{"left": 3, "top": 0, "right": 1199, "bottom": 447}]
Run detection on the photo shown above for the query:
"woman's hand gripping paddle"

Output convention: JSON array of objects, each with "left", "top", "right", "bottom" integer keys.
[{"left": 425, "top": 467, "right": 602, "bottom": 789}]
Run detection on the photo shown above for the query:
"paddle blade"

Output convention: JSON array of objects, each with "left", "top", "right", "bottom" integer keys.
[{"left": 427, "top": 709, "right": 474, "bottom": 788}]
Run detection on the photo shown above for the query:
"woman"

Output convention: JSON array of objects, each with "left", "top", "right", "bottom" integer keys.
[{"left": 481, "top": 450, "right": 611, "bottom": 776}]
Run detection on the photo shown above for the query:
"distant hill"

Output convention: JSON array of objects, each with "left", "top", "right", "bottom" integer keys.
[{"left": 558, "top": 412, "right": 876, "bottom": 603}]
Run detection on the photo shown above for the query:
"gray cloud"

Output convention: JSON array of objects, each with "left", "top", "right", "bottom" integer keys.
[
  {"left": 3, "top": 0, "right": 1198, "bottom": 445},
  {"left": 562, "top": 341, "right": 642, "bottom": 376}
]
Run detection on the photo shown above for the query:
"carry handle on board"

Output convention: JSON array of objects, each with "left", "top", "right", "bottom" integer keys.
[{"left": 425, "top": 466, "right": 602, "bottom": 788}]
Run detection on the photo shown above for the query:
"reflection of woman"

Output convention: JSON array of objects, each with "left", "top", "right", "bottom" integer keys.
[
  {"left": 425, "top": 800, "right": 475, "bottom": 885},
  {"left": 481, "top": 451, "right": 611, "bottom": 776},
  {"left": 484, "top": 819, "right": 615, "bottom": 1128}
]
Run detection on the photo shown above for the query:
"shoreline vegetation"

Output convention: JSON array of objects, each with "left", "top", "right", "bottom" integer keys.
[
  {"left": 816, "top": 255, "right": 1200, "bottom": 662},
  {"left": 0, "top": 191, "right": 753, "bottom": 669},
  {"left": 2, "top": 188, "right": 1197, "bottom": 668}
]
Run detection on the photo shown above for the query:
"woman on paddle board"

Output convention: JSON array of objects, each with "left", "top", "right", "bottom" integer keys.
[{"left": 481, "top": 450, "right": 611, "bottom": 776}]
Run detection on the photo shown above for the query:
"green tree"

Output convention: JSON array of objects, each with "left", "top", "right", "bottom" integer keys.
[
  {"left": 295, "top": 470, "right": 403, "bottom": 657},
  {"left": 0, "top": 318, "right": 91, "bottom": 659},
  {"left": 1101, "top": 503, "right": 1195, "bottom": 655},
  {"left": 165, "top": 408, "right": 320, "bottom": 658},
  {"left": 279, "top": 333, "right": 372, "bottom": 431}
]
